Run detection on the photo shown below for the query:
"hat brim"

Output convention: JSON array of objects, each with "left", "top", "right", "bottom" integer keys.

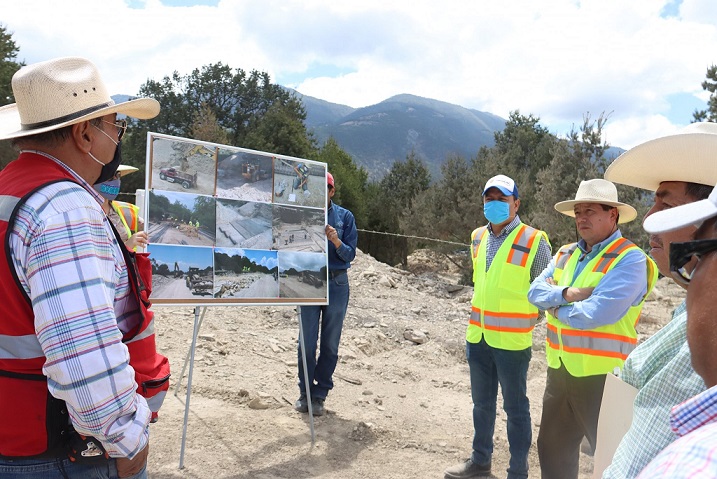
[
  {"left": 0, "top": 97, "right": 160, "bottom": 141},
  {"left": 643, "top": 197, "right": 717, "bottom": 234},
  {"left": 483, "top": 185, "right": 514, "bottom": 197},
  {"left": 116, "top": 165, "right": 139, "bottom": 178},
  {"left": 604, "top": 131, "right": 717, "bottom": 191},
  {"left": 554, "top": 199, "right": 637, "bottom": 224}
]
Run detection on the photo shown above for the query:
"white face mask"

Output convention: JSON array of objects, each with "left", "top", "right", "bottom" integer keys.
[{"left": 90, "top": 124, "right": 122, "bottom": 184}]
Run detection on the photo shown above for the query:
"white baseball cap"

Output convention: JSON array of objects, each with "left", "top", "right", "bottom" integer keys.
[{"left": 483, "top": 174, "right": 518, "bottom": 198}]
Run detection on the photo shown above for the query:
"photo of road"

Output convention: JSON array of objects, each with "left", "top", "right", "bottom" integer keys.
[
  {"left": 214, "top": 248, "right": 278, "bottom": 299},
  {"left": 148, "top": 190, "right": 216, "bottom": 246},
  {"left": 272, "top": 158, "right": 326, "bottom": 208},
  {"left": 148, "top": 245, "right": 214, "bottom": 301},
  {"left": 278, "top": 251, "right": 327, "bottom": 300},
  {"left": 141, "top": 133, "right": 330, "bottom": 304},
  {"left": 272, "top": 204, "right": 326, "bottom": 253},
  {"left": 216, "top": 199, "right": 272, "bottom": 249},
  {"left": 150, "top": 135, "right": 216, "bottom": 196},
  {"left": 216, "top": 150, "right": 273, "bottom": 202}
]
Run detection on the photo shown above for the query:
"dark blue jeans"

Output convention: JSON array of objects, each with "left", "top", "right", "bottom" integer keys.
[
  {"left": 467, "top": 338, "right": 531, "bottom": 479},
  {"left": 298, "top": 271, "right": 350, "bottom": 400},
  {"left": 0, "top": 457, "right": 146, "bottom": 479}
]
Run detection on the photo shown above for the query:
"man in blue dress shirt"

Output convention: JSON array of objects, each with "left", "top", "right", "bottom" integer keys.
[{"left": 295, "top": 171, "right": 358, "bottom": 416}]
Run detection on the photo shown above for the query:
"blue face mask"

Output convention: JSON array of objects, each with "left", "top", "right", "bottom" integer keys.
[
  {"left": 94, "top": 178, "right": 121, "bottom": 201},
  {"left": 483, "top": 200, "right": 510, "bottom": 225}
]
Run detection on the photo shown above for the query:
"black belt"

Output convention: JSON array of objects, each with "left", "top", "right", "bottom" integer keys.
[{"left": 328, "top": 269, "right": 347, "bottom": 279}]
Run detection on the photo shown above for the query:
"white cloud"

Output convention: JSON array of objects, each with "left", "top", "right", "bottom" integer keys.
[{"left": 3, "top": 0, "right": 717, "bottom": 149}]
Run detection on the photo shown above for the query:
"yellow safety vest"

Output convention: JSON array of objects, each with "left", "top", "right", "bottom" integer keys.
[
  {"left": 111, "top": 200, "right": 140, "bottom": 238},
  {"left": 546, "top": 237, "right": 658, "bottom": 377},
  {"left": 468, "top": 223, "right": 550, "bottom": 350}
]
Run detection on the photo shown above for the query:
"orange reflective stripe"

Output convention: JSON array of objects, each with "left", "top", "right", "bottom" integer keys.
[
  {"left": 555, "top": 244, "right": 578, "bottom": 270},
  {"left": 507, "top": 225, "right": 538, "bottom": 268},
  {"left": 470, "top": 306, "right": 537, "bottom": 332},
  {"left": 548, "top": 323, "right": 636, "bottom": 359},
  {"left": 471, "top": 227, "right": 487, "bottom": 259},
  {"left": 592, "top": 238, "right": 636, "bottom": 274},
  {"left": 560, "top": 327, "right": 637, "bottom": 344},
  {"left": 471, "top": 306, "right": 538, "bottom": 319}
]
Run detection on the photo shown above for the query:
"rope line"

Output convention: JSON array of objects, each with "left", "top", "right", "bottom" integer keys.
[{"left": 357, "top": 228, "right": 469, "bottom": 247}]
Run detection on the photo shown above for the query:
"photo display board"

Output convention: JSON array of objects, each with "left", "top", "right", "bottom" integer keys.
[{"left": 145, "top": 132, "right": 329, "bottom": 305}]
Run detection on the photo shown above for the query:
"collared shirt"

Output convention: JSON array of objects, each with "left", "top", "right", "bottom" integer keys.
[
  {"left": 636, "top": 385, "right": 717, "bottom": 478},
  {"left": 527, "top": 230, "right": 648, "bottom": 330},
  {"left": 602, "top": 301, "right": 706, "bottom": 479},
  {"left": 8, "top": 153, "right": 149, "bottom": 458},
  {"left": 327, "top": 200, "right": 357, "bottom": 270},
  {"left": 484, "top": 215, "right": 552, "bottom": 282}
]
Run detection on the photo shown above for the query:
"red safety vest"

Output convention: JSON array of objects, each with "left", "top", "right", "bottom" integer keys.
[{"left": 0, "top": 152, "right": 169, "bottom": 458}]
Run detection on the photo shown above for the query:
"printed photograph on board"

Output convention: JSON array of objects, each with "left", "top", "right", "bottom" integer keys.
[
  {"left": 272, "top": 204, "right": 326, "bottom": 253},
  {"left": 147, "top": 190, "right": 216, "bottom": 246},
  {"left": 216, "top": 198, "right": 272, "bottom": 249},
  {"left": 147, "top": 244, "right": 214, "bottom": 300},
  {"left": 150, "top": 136, "right": 216, "bottom": 196},
  {"left": 278, "top": 251, "right": 327, "bottom": 299},
  {"left": 273, "top": 158, "right": 326, "bottom": 208},
  {"left": 216, "top": 149, "right": 273, "bottom": 202},
  {"left": 214, "top": 248, "right": 279, "bottom": 299}
]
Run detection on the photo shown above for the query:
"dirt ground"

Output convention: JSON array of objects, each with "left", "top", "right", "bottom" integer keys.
[{"left": 146, "top": 248, "right": 683, "bottom": 479}]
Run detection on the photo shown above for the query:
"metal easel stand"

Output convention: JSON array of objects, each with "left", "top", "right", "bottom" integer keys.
[
  {"left": 297, "top": 306, "right": 316, "bottom": 444},
  {"left": 174, "top": 305, "right": 315, "bottom": 469},
  {"left": 176, "top": 306, "right": 206, "bottom": 469}
]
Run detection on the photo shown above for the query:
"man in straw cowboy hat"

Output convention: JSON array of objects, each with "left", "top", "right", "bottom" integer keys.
[
  {"left": 0, "top": 57, "right": 162, "bottom": 478},
  {"left": 599, "top": 122, "right": 717, "bottom": 479},
  {"left": 527, "top": 178, "right": 657, "bottom": 479},
  {"left": 445, "top": 174, "right": 552, "bottom": 479},
  {"left": 634, "top": 181, "right": 717, "bottom": 477}
]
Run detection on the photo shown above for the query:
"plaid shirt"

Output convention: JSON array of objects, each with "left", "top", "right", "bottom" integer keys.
[
  {"left": 602, "top": 301, "right": 706, "bottom": 479},
  {"left": 636, "top": 385, "right": 717, "bottom": 477},
  {"left": 8, "top": 153, "right": 150, "bottom": 458}
]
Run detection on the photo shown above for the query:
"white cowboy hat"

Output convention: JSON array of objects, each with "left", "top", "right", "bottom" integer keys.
[
  {"left": 644, "top": 181, "right": 717, "bottom": 233},
  {"left": 0, "top": 57, "right": 159, "bottom": 141},
  {"left": 554, "top": 179, "right": 637, "bottom": 224},
  {"left": 604, "top": 122, "right": 717, "bottom": 192},
  {"left": 116, "top": 165, "right": 139, "bottom": 178}
]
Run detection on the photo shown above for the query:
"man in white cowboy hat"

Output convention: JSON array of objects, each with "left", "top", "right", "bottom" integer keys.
[
  {"left": 445, "top": 174, "right": 552, "bottom": 479},
  {"left": 0, "top": 57, "right": 160, "bottom": 478},
  {"left": 634, "top": 181, "right": 717, "bottom": 477},
  {"left": 527, "top": 178, "right": 657, "bottom": 479},
  {"left": 94, "top": 164, "right": 148, "bottom": 251},
  {"left": 599, "top": 122, "right": 717, "bottom": 479}
]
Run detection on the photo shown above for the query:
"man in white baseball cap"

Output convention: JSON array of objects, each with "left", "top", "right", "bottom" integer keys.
[
  {"left": 0, "top": 57, "right": 160, "bottom": 478},
  {"left": 528, "top": 178, "right": 657, "bottom": 479},
  {"left": 601, "top": 122, "right": 717, "bottom": 479},
  {"left": 446, "top": 174, "right": 552, "bottom": 479},
  {"left": 634, "top": 182, "right": 717, "bottom": 477}
]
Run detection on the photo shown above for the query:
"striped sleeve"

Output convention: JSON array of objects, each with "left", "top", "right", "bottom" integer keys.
[{"left": 10, "top": 182, "right": 149, "bottom": 458}]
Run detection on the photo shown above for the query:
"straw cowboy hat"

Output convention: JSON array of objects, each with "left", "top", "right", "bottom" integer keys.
[
  {"left": 604, "top": 122, "right": 717, "bottom": 192},
  {"left": 0, "top": 57, "right": 159, "bottom": 141},
  {"left": 554, "top": 179, "right": 637, "bottom": 224},
  {"left": 116, "top": 165, "right": 139, "bottom": 178}
]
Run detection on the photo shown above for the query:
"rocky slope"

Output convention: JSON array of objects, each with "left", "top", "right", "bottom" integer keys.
[{"left": 146, "top": 248, "right": 682, "bottom": 479}]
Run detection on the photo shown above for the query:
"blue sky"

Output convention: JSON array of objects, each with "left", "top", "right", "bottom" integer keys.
[
  {"left": 148, "top": 244, "right": 213, "bottom": 269},
  {"left": 216, "top": 247, "right": 278, "bottom": 270},
  {"left": 3, "top": 0, "right": 717, "bottom": 149}
]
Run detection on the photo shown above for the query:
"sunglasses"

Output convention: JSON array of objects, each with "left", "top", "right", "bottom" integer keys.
[
  {"left": 102, "top": 118, "right": 127, "bottom": 141},
  {"left": 669, "top": 238, "right": 717, "bottom": 285}
]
